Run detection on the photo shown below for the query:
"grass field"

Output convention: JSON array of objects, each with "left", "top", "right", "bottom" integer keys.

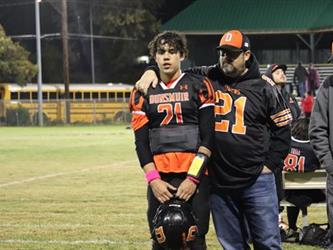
[{"left": 0, "top": 125, "right": 326, "bottom": 250}]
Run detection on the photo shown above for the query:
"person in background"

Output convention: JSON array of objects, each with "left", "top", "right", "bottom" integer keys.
[
  {"left": 130, "top": 31, "right": 215, "bottom": 250},
  {"left": 293, "top": 62, "right": 308, "bottom": 97},
  {"left": 265, "top": 64, "right": 301, "bottom": 121},
  {"left": 301, "top": 90, "right": 314, "bottom": 119},
  {"left": 264, "top": 64, "right": 301, "bottom": 229},
  {"left": 136, "top": 29, "right": 292, "bottom": 250},
  {"left": 309, "top": 41, "right": 333, "bottom": 249},
  {"left": 283, "top": 118, "right": 325, "bottom": 240},
  {"left": 307, "top": 63, "right": 320, "bottom": 97}
]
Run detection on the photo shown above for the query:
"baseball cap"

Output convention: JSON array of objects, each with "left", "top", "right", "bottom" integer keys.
[
  {"left": 271, "top": 64, "right": 287, "bottom": 73},
  {"left": 328, "top": 41, "right": 333, "bottom": 63},
  {"left": 217, "top": 30, "right": 250, "bottom": 52}
]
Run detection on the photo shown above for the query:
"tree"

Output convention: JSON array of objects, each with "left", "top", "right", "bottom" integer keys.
[
  {"left": 92, "top": 0, "right": 161, "bottom": 83},
  {"left": 0, "top": 24, "right": 37, "bottom": 84}
]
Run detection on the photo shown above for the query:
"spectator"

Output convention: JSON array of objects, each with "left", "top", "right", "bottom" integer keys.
[
  {"left": 307, "top": 63, "right": 320, "bottom": 96},
  {"left": 265, "top": 64, "right": 301, "bottom": 121},
  {"left": 301, "top": 90, "right": 314, "bottom": 119},
  {"left": 309, "top": 41, "right": 333, "bottom": 249},
  {"left": 283, "top": 118, "right": 325, "bottom": 240},
  {"left": 136, "top": 29, "right": 292, "bottom": 250},
  {"left": 264, "top": 64, "right": 301, "bottom": 232},
  {"left": 293, "top": 62, "right": 308, "bottom": 97}
]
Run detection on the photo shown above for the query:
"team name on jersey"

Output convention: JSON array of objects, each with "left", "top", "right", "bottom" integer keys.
[
  {"left": 224, "top": 85, "right": 241, "bottom": 95},
  {"left": 149, "top": 92, "right": 189, "bottom": 104}
]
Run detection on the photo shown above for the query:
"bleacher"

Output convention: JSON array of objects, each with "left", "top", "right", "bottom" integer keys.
[
  {"left": 259, "top": 64, "right": 333, "bottom": 86},
  {"left": 281, "top": 170, "right": 327, "bottom": 228}
]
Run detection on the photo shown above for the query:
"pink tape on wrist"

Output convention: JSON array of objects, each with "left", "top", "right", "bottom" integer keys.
[
  {"left": 145, "top": 169, "right": 161, "bottom": 184},
  {"left": 187, "top": 176, "right": 200, "bottom": 185}
]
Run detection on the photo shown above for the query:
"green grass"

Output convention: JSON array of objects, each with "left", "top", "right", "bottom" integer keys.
[{"left": 0, "top": 126, "right": 326, "bottom": 249}]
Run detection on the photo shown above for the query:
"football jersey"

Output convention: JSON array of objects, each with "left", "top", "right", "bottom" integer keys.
[
  {"left": 130, "top": 72, "right": 215, "bottom": 173},
  {"left": 283, "top": 137, "right": 320, "bottom": 172},
  {"left": 209, "top": 76, "right": 292, "bottom": 190}
]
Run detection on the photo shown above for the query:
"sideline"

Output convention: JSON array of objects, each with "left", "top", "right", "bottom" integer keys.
[
  {"left": 0, "top": 239, "right": 149, "bottom": 245},
  {"left": 0, "top": 160, "right": 136, "bottom": 188}
]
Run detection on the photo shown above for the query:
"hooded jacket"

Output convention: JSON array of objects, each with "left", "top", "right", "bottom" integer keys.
[
  {"left": 186, "top": 55, "right": 292, "bottom": 192},
  {"left": 309, "top": 75, "right": 333, "bottom": 174},
  {"left": 264, "top": 65, "right": 301, "bottom": 122}
]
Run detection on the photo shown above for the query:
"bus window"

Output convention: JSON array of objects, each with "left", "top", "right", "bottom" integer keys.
[
  {"left": 92, "top": 92, "right": 98, "bottom": 100},
  {"left": 109, "top": 92, "right": 115, "bottom": 101},
  {"left": 20, "top": 92, "right": 30, "bottom": 100},
  {"left": 100, "top": 92, "right": 107, "bottom": 100},
  {"left": 75, "top": 92, "right": 82, "bottom": 100},
  {"left": 43, "top": 92, "right": 48, "bottom": 100},
  {"left": 32, "top": 92, "right": 37, "bottom": 100},
  {"left": 83, "top": 92, "right": 91, "bottom": 100},
  {"left": 49, "top": 92, "right": 57, "bottom": 100},
  {"left": 116, "top": 92, "right": 123, "bottom": 102},
  {"left": 70, "top": 92, "right": 74, "bottom": 100},
  {"left": 11, "top": 92, "right": 18, "bottom": 100},
  {"left": 125, "top": 92, "right": 130, "bottom": 101}
]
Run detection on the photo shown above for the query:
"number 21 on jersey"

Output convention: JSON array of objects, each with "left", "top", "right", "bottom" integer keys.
[
  {"left": 157, "top": 102, "right": 183, "bottom": 126},
  {"left": 215, "top": 91, "right": 247, "bottom": 135}
]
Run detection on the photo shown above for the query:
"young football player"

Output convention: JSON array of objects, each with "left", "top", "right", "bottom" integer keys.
[{"left": 129, "top": 31, "right": 215, "bottom": 250}]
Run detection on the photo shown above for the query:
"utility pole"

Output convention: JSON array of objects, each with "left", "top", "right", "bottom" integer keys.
[
  {"left": 61, "top": 0, "right": 70, "bottom": 124},
  {"left": 35, "top": 0, "right": 43, "bottom": 126},
  {"left": 89, "top": 2, "right": 95, "bottom": 84}
]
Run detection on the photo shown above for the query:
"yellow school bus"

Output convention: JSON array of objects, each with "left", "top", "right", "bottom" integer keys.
[{"left": 0, "top": 83, "right": 133, "bottom": 124}]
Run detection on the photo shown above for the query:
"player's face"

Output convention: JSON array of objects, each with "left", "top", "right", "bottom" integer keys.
[
  {"left": 272, "top": 69, "right": 287, "bottom": 85},
  {"left": 219, "top": 49, "right": 251, "bottom": 78},
  {"left": 155, "top": 43, "right": 184, "bottom": 79}
]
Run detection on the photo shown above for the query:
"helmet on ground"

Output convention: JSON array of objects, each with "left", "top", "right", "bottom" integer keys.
[{"left": 152, "top": 198, "right": 198, "bottom": 249}]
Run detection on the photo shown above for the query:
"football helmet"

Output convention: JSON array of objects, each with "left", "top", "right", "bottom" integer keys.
[{"left": 152, "top": 198, "right": 198, "bottom": 249}]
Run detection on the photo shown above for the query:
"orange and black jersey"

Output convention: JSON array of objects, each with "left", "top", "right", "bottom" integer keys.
[
  {"left": 130, "top": 72, "right": 215, "bottom": 173},
  {"left": 283, "top": 137, "right": 319, "bottom": 173},
  {"left": 187, "top": 55, "right": 292, "bottom": 191}
]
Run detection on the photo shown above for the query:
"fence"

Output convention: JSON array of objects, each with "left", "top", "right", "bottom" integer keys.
[{"left": 0, "top": 99, "right": 131, "bottom": 126}]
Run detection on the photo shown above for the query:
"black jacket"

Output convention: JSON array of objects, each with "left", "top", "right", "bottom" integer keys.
[{"left": 185, "top": 55, "right": 292, "bottom": 192}]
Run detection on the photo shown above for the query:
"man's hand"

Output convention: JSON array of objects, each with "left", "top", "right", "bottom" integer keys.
[
  {"left": 175, "top": 178, "right": 197, "bottom": 201},
  {"left": 135, "top": 69, "right": 159, "bottom": 95},
  {"left": 150, "top": 179, "right": 177, "bottom": 203}
]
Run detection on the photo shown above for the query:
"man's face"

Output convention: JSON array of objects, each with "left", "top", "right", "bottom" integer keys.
[
  {"left": 272, "top": 69, "right": 287, "bottom": 85},
  {"left": 218, "top": 49, "right": 250, "bottom": 78},
  {"left": 154, "top": 43, "right": 183, "bottom": 77}
]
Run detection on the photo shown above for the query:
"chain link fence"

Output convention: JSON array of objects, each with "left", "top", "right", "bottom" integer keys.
[{"left": 0, "top": 99, "right": 131, "bottom": 126}]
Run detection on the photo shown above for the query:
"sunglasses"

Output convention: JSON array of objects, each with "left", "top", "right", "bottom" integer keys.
[{"left": 218, "top": 49, "right": 244, "bottom": 60}]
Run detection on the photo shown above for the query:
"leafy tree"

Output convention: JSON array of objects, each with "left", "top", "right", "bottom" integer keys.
[
  {"left": 92, "top": 0, "right": 161, "bottom": 83},
  {"left": 0, "top": 24, "right": 37, "bottom": 84}
]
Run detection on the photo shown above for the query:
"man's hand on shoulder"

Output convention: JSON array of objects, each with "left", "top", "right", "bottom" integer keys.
[{"left": 135, "top": 69, "right": 159, "bottom": 95}]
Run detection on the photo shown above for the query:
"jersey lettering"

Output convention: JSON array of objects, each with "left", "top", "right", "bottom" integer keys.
[{"left": 215, "top": 91, "right": 247, "bottom": 134}]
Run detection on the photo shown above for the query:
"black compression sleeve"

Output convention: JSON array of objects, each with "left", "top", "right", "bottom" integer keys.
[
  {"left": 199, "top": 106, "right": 215, "bottom": 151},
  {"left": 134, "top": 124, "right": 154, "bottom": 168}
]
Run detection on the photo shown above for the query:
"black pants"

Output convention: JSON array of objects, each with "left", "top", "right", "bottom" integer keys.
[{"left": 147, "top": 173, "right": 210, "bottom": 250}]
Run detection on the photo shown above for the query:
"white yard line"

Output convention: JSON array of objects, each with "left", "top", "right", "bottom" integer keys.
[
  {"left": 0, "top": 239, "right": 149, "bottom": 245},
  {"left": 0, "top": 160, "right": 136, "bottom": 188},
  {"left": 0, "top": 223, "right": 144, "bottom": 228}
]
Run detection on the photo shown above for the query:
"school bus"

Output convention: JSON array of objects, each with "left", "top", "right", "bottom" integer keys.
[{"left": 0, "top": 83, "right": 133, "bottom": 124}]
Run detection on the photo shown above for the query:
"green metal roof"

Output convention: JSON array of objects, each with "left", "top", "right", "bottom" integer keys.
[{"left": 162, "top": 0, "right": 333, "bottom": 34}]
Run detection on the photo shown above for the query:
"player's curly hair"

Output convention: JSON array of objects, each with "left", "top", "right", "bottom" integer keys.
[
  {"left": 148, "top": 31, "right": 188, "bottom": 58},
  {"left": 291, "top": 118, "right": 309, "bottom": 140}
]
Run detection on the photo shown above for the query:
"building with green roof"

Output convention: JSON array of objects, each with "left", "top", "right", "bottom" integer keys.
[{"left": 161, "top": 0, "right": 333, "bottom": 65}]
